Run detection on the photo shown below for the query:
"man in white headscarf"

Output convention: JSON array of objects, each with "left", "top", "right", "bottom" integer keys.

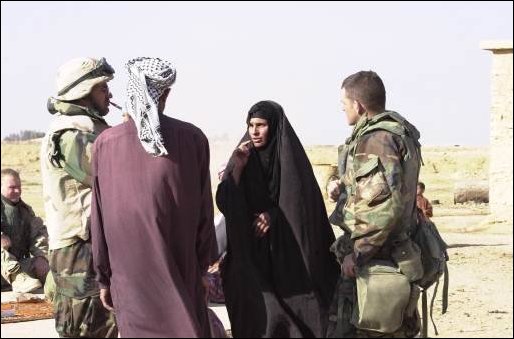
[
  {"left": 124, "top": 57, "right": 177, "bottom": 156},
  {"left": 90, "top": 57, "right": 218, "bottom": 337}
]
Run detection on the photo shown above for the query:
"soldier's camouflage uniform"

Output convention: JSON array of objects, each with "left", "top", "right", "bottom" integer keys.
[
  {"left": 328, "top": 111, "right": 423, "bottom": 338},
  {"left": 41, "top": 98, "right": 117, "bottom": 338},
  {"left": 1, "top": 196, "right": 48, "bottom": 289}
]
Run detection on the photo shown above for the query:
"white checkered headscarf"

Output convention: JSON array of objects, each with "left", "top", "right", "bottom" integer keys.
[{"left": 125, "top": 57, "right": 176, "bottom": 156}]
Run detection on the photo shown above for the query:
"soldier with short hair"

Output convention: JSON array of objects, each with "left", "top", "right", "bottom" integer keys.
[
  {"left": 328, "top": 71, "right": 423, "bottom": 338},
  {"left": 41, "top": 57, "right": 118, "bottom": 338},
  {"left": 1, "top": 168, "right": 49, "bottom": 293}
]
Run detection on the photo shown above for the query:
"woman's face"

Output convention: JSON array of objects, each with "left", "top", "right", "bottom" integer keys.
[{"left": 248, "top": 117, "right": 269, "bottom": 149}]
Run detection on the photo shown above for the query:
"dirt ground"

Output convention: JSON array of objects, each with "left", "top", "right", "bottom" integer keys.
[
  {"left": 426, "top": 224, "right": 513, "bottom": 338},
  {"left": 1, "top": 142, "right": 512, "bottom": 337},
  {"left": 325, "top": 199, "right": 513, "bottom": 338}
]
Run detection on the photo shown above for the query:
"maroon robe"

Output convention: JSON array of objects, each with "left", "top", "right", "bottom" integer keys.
[
  {"left": 416, "top": 194, "right": 433, "bottom": 219},
  {"left": 90, "top": 117, "right": 217, "bottom": 338}
]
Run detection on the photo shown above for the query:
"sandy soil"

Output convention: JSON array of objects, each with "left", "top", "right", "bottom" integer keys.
[
  {"left": 1, "top": 142, "right": 511, "bottom": 337},
  {"left": 427, "top": 225, "right": 513, "bottom": 338}
]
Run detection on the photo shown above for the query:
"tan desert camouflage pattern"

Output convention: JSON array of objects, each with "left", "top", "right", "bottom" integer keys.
[
  {"left": 41, "top": 99, "right": 109, "bottom": 250},
  {"left": 42, "top": 99, "right": 116, "bottom": 337}
]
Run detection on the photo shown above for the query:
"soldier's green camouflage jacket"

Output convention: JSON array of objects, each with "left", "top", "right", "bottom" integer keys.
[
  {"left": 41, "top": 98, "right": 109, "bottom": 250},
  {"left": 336, "top": 110, "right": 422, "bottom": 266},
  {"left": 1, "top": 195, "right": 48, "bottom": 261}
]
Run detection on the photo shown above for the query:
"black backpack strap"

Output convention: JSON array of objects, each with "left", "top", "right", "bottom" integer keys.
[
  {"left": 48, "top": 128, "right": 77, "bottom": 168},
  {"left": 421, "top": 249, "right": 449, "bottom": 337},
  {"left": 430, "top": 279, "right": 441, "bottom": 336},
  {"left": 421, "top": 289, "right": 428, "bottom": 338},
  {"left": 442, "top": 265, "right": 449, "bottom": 314}
]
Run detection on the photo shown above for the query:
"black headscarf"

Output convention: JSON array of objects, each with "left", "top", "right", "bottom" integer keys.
[
  {"left": 217, "top": 101, "right": 339, "bottom": 338},
  {"left": 245, "top": 101, "right": 282, "bottom": 204}
]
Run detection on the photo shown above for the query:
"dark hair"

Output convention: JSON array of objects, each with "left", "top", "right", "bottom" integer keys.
[
  {"left": 341, "top": 71, "right": 386, "bottom": 113},
  {"left": 418, "top": 182, "right": 426, "bottom": 190},
  {"left": 1, "top": 168, "right": 20, "bottom": 181}
]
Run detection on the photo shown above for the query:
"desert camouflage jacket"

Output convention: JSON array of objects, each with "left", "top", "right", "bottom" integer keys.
[
  {"left": 338, "top": 111, "right": 422, "bottom": 266},
  {"left": 41, "top": 99, "right": 109, "bottom": 250}
]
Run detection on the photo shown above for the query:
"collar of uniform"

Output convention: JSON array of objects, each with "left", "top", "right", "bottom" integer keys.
[
  {"left": 367, "top": 110, "right": 390, "bottom": 124},
  {"left": 349, "top": 114, "right": 370, "bottom": 141},
  {"left": 352, "top": 110, "right": 396, "bottom": 138},
  {"left": 47, "top": 97, "right": 107, "bottom": 124},
  {"left": 1, "top": 194, "right": 20, "bottom": 207}
]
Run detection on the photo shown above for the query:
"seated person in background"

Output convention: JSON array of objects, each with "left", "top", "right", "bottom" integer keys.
[
  {"left": 1, "top": 168, "right": 49, "bottom": 293},
  {"left": 214, "top": 163, "right": 228, "bottom": 257},
  {"left": 417, "top": 182, "right": 433, "bottom": 219},
  {"left": 207, "top": 164, "right": 228, "bottom": 305}
]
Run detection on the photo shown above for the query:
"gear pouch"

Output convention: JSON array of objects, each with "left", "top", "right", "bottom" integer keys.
[
  {"left": 352, "top": 260, "right": 411, "bottom": 334},
  {"left": 391, "top": 238, "right": 424, "bottom": 282},
  {"left": 355, "top": 157, "right": 391, "bottom": 206}
]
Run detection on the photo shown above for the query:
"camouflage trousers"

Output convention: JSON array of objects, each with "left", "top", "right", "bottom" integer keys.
[
  {"left": 1, "top": 249, "right": 49, "bottom": 289},
  {"left": 49, "top": 240, "right": 117, "bottom": 338}
]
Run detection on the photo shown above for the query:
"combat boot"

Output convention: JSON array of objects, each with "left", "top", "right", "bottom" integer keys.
[{"left": 10, "top": 271, "right": 42, "bottom": 293}]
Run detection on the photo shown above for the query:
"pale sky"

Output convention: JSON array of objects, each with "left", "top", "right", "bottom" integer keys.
[{"left": 1, "top": 1, "right": 512, "bottom": 146}]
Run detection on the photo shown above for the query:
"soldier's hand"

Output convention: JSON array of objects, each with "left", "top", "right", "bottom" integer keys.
[
  {"left": 253, "top": 212, "right": 271, "bottom": 238},
  {"left": 327, "top": 180, "right": 341, "bottom": 202},
  {"left": 342, "top": 253, "right": 356, "bottom": 278},
  {"left": 100, "top": 288, "right": 115, "bottom": 313},
  {"left": 1, "top": 234, "right": 12, "bottom": 250}
]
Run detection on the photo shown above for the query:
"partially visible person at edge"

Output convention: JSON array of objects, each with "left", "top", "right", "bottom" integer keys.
[
  {"left": 416, "top": 182, "right": 433, "bottom": 219},
  {"left": 1, "top": 168, "right": 49, "bottom": 293},
  {"left": 40, "top": 57, "right": 118, "bottom": 337},
  {"left": 90, "top": 57, "right": 217, "bottom": 337},
  {"left": 216, "top": 100, "right": 339, "bottom": 338},
  {"left": 208, "top": 163, "right": 229, "bottom": 279},
  {"left": 327, "top": 71, "right": 423, "bottom": 338}
]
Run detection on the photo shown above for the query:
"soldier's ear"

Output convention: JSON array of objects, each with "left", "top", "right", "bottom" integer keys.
[{"left": 353, "top": 100, "right": 365, "bottom": 115}]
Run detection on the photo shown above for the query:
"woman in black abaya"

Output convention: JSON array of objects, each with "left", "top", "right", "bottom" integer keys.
[{"left": 216, "top": 101, "right": 339, "bottom": 338}]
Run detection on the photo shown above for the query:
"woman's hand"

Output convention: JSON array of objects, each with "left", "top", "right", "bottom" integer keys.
[
  {"left": 253, "top": 212, "right": 271, "bottom": 237},
  {"left": 233, "top": 140, "right": 252, "bottom": 169},
  {"left": 231, "top": 140, "right": 253, "bottom": 185}
]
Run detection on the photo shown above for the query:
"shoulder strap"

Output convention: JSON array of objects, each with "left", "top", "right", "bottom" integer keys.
[
  {"left": 421, "top": 266, "right": 449, "bottom": 338},
  {"left": 442, "top": 265, "right": 449, "bottom": 314},
  {"left": 430, "top": 279, "right": 441, "bottom": 336},
  {"left": 48, "top": 128, "right": 78, "bottom": 168},
  {"left": 364, "top": 120, "right": 406, "bottom": 137},
  {"left": 421, "top": 290, "right": 428, "bottom": 338}
]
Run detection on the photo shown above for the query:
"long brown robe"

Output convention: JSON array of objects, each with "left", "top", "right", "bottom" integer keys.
[{"left": 90, "top": 117, "right": 217, "bottom": 338}]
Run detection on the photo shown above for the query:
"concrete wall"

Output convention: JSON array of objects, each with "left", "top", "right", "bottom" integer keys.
[{"left": 481, "top": 41, "right": 513, "bottom": 222}]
